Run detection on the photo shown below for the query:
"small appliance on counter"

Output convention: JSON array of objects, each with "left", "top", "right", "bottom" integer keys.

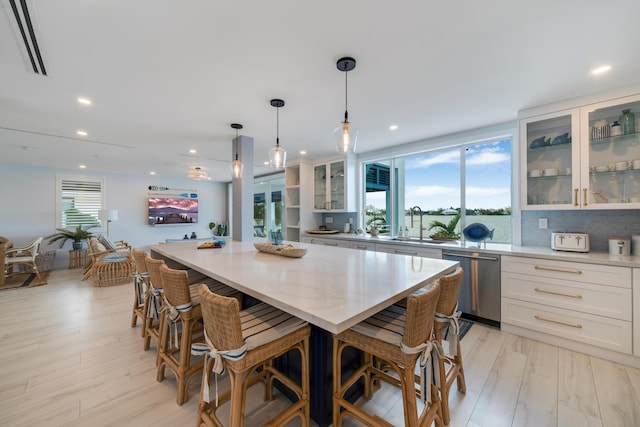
[
  {"left": 551, "top": 232, "right": 589, "bottom": 252},
  {"left": 609, "top": 237, "right": 631, "bottom": 256}
]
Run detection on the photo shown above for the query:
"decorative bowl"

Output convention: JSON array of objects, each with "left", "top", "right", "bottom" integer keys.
[{"left": 462, "top": 223, "right": 495, "bottom": 242}]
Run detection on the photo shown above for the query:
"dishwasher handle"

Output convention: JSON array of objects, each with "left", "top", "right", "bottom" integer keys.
[{"left": 442, "top": 252, "right": 499, "bottom": 262}]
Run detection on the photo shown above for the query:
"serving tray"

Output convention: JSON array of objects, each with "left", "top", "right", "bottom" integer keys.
[
  {"left": 254, "top": 243, "right": 307, "bottom": 258},
  {"left": 305, "top": 229, "right": 340, "bottom": 234}
]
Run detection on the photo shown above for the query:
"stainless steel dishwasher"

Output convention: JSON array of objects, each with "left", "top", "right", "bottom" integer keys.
[{"left": 442, "top": 249, "right": 501, "bottom": 327}]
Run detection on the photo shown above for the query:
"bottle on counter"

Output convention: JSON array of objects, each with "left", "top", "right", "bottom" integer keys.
[{"left": 190, "top": 232, "right": 197, "bottom": 239}]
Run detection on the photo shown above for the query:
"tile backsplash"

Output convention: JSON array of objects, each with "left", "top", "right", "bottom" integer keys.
[
  {"left": 521, "top": 210, "right": 640, "bottom": 252},
  {"left": 321, "top": 212, "right": 357, "bottom": 232}
]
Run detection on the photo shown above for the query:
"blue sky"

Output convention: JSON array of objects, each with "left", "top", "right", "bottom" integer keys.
[{"left": 367, "top": 139, "right": 512, "bottom": 210}]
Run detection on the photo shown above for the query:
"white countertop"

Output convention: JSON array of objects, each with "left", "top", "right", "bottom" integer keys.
[
  {"left": 150, "top": 240, "right": 459, "bottom": 334},
  {"left": 303, "top": 232, "right": 640, "bottom": 268}
]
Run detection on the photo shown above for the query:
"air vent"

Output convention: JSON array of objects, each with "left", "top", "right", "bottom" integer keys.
[{"left": 6, "top": 0, "right": 47, "bottom": 75}]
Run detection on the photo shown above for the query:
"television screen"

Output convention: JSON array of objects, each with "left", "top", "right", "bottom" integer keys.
[{"left": 148, "top": 198, "right": 198, "bottom": 225}]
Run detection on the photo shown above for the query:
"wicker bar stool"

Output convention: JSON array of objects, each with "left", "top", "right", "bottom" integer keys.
[
  {"left": 157, "top": 263, "right": 242, "bottom": 405},
  {"left": 193, "top": 284, "right": 311, "bottom": 427},
  {"left": 432, "top": 267, "right": 466, "bottom": 425},
  {"left": 143, "top": 256, "right": 166, "bottom": 352},
  {"left": 333, "top": 283, "right": 443, "bottom": 427},
  {"left": 130, "top": 249, "right": 149, "bottom": 333}
]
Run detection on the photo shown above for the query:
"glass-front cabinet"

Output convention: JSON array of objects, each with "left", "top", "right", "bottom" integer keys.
[
  {"left": 313, "top": 159, "right": 355, "bottom": 212},
  {"left": 521, "top": 92, "right": 640, "bottom": 210}
]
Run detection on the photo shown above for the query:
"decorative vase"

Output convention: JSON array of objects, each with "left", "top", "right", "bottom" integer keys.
[
  {"left": 619, "top": 109, "right": 636, "bottom": 135},
  {"left": 72, "top": 241, "right": 83, "bottom": 250}
]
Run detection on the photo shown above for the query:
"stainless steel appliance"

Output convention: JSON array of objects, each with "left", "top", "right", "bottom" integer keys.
[{"left": 442, "top": 250, "right": 501, "bottom": 327}]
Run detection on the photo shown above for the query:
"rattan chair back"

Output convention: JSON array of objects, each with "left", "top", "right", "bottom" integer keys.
[
  {"left": 159, "top": 264, "right": 191, "bottom": 307},
  {"left": 144, "top": 256, "right": 165, "bottom": 289},
  {"left": 131, "top": 248, "right": 148, "bottom": 274},
  {"left": 434, "top": 267, "right": 464, "bottom": 318},
  {"left": 198, "top": 284, "right": 245, "bottom": 351},
  {"left": 402, "top": 282, "right": 441, "bottom": 348}
]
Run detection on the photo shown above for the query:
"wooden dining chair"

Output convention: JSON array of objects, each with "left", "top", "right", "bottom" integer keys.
[
  {"left": 432, "top": 267, "right": 466, "bottom": 425},
  {"left": 333, "top": 282, "right": 443, "bottom": 427},
  {"left": 194, "top": 284, "right": 311, "bottom": 426}
]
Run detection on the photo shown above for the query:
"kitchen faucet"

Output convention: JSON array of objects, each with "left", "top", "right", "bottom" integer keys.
[{"left": 409, "top": 206, "right": 426, "bottom": 240}]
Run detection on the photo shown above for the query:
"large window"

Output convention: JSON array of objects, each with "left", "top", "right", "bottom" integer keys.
[
  {"left": 56, "top": 175, "right": 103, "bottom": 229},
  {"left": 363, "top": 138, "right": 512, "bottom": 243}
]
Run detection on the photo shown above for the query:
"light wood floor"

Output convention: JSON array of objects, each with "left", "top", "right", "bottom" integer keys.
[{"left": 1, "top": 268, "right": 640, "bottom": 427}]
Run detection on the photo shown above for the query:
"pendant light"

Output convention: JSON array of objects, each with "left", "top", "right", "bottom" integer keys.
[
  {"left": 230, "top": 123, "right": 244, "bottom": 179},
  {"left": 188, "top": 166, "right": 208, "bottom": 180},
  {"left": 335, "top": 57, "right": 358, "bottom": 154},
  {"left": 268, "top": 99, "right": 287, "bottom": 169}
]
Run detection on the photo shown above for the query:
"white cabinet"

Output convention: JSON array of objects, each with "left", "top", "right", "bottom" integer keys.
[
  {"left": 350, "top": 241, "right": 376, "bottom": 251},
  {"left": 313, "top": 156, "right": 356, "bottom": 212},
  {"left": 301, "top": 236, "right": 350, "bottom": 248},
  {"left": 501, "top": 256, "right": 632, "bottom": 354},
  {"left": 375, "top": 242, "right": 442, "bottom": 259},
  {"left": 520, "top": 92, "right": 640, "bottom": 210},
  {"left": 634, "top": 268, "right": 640, "bottom": 357},
  {"left": 285, "top": 162, "right": 315, "bottom": 242}
]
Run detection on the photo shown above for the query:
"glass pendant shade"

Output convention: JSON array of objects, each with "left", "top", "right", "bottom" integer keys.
[
  {"left": 335, "top": 120, "right": 358, "bottom": 153},
  {"left": 231, "top": 154, "right": 243, "bottom": 179},
  {"left": 269, "top": 99, "right": 286, "bottom": 169},
  {"left": 268, "top": 141, "right": 287, "bottom": 169},
  {"left": 188, "top": 166, "right": 208, "bottom": 180}
]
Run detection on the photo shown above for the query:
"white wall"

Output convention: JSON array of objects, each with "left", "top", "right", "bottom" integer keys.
[{"left": 0, "top": 163, "right": 228, "bottom": 269}]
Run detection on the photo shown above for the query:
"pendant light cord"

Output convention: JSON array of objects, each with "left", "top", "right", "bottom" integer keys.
[
  {"left": 344, "top": 70, "right": 349, "bottom": 122},
  {"left": 276, "top": 105, "right": 280, "bottom": 147}
]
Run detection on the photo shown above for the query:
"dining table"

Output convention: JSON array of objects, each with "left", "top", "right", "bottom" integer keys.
[{"left": 150, "top": 239, "right": 458, "bottom": 426}]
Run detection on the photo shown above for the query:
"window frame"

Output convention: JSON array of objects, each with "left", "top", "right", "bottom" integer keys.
[{"left": 56, "top": 174, "right": 105, "bottom": 232}]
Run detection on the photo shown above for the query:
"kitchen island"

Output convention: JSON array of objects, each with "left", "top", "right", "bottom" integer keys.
[{"left": 150, "top": 240, "right": 458, "bottom": 426}]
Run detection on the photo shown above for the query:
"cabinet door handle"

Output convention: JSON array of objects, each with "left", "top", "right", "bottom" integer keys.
[
  {"left": 355, "top": 245, "right": 368, "bottom": 249},
  {"left": 534, "top": 315, "right": 583, "bottom": 329},
  {"left": 323, "top": 242, "right": 338, "bottom": 246},
  {"left": 534, "top": 288, "right": 582, "bottom": 299},
  {"left": 534, "top": 265, "right": 582, "bottom": 275},
  {"left": 574, "top": 188, "right": 579, "bottom": 206},
  {"left": 394, "top": 249, "right": 418, "bottom": 255},
  {"left": 583, "top": 188, "right": 588, "bottom": 206}
]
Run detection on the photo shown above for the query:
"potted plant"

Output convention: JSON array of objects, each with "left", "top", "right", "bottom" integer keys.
[
  {"left": 428, "top": 212, "right": 461, "bottom": 240},
  {"left": 46, "top": 225, "right": 96, "bottom": 249}
]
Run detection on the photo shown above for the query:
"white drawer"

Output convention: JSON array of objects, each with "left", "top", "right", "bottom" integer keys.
[
  {"left": 501, "top": 298, "right": 632, "bottom": 354},
  {"left": 350, "top": 241, "right": 376, "bottom": 251},
  {"left": 376, "top": 243, "right": 442, "bottom": 259},
  {"left": 302, "top": 237, "right": 350, "bottom": 248},
  {"left": 501, "top": 255, "right": 631, "bottom": 288},
  {"left": 502, "top": 271, "right": 631, "bottom": 321}
]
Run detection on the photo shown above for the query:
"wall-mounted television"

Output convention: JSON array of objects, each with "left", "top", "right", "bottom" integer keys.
[{"left": 148, "top": 197, "right": 198, "bottom": 225}]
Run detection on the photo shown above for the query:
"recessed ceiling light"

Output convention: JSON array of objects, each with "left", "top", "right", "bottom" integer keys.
[
  {"left": 264, "top": 161, "right": 269, "bottom": 165},
  {"left": 207, "top": 177, "right": 212, "bottom": 180},
  {"left": 389, "top": 125, "right": 398, "bottom": 130},
  {"left": 77, "top": 97, "right": 92, "bottom": 105},
  {"left": 149, "top": 171, "right": 156, "bottom": 175},
  {"left": 189, "top": 149, "right": 197, "bottom": 154},
  {"left": 76, "top": 130, "right": 88, "bottom": 136},
  {"left": 79, "top": 164, "right": 86, "bottom": 169},
  {"left": 300, "top": 150, "right": 307, "bottom": 155},
  {"left": 592, "top": 65, "right": 612, "bottom": 75}
]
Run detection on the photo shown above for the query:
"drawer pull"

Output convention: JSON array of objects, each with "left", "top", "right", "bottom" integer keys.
[
  {"left": 534, "top": 288, "right": 582, "bottom": 299},
  {"left": 534, "top": 315, "right": 583, "bottom": 329},
  {"left": 534, "top": 265, "right": 582, "bottom": 275},
  {"left": 355, "top": 245, "right": 368, "bottom": 249},
  {"left": 394, "top": 250, "right": 418, "bottom": 255},
  {"left": 574, "top": 188, "right": 578, "bottom": 206},
  {"left": 323, "top": 242, "right": 339, "bottom": 247}
]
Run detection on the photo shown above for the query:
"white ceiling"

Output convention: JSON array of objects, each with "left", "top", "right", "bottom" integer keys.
[{"left": 1, "top": 0, "right": 639, "bottom": 182}]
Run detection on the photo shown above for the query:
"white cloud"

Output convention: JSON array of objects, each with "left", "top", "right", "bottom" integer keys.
[
  {"left": 406, "top": 151, "right": 460, "bottom": 169},
  {"left": 466, "top": 150, "right": 510, "bottom": 166},
  {"left": 466, "top": 186, "right": 510, "bottom": 196}
]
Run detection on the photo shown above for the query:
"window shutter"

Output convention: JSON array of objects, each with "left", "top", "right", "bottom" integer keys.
[{"left": 57, "top": 175, "right": 103, "bottom": 229}]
